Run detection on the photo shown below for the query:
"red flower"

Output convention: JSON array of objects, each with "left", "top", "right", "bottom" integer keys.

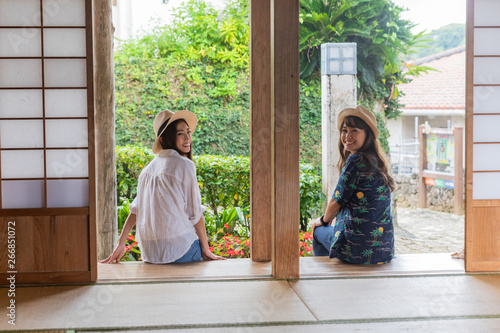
[
  {"left": 128, "top": 234, "right": 135, "bottom": 241},
  {"left": 300, "top": 251, "right": 304, "bottom": 256},
  {"left": 132, "top": 242, "right": 138, "bottom": 246},
  {"left": 224, "top": 223, "right": 229, "bottom": 229},
  {"left": 209, "top": 246, "right": 213, "bottom": 252},
  {"left": 126, "top": 245, "right": 132, "bottom": 251},
  {"left": 245, "top": 240, "right": 250, "bottom": 247}
]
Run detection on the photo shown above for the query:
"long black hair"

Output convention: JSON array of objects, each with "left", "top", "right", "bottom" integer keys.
[{"left": 337, "top": 116, "right": 394, "bottom": 191}]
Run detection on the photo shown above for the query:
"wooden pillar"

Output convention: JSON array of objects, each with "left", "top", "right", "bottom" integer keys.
[
  {"left": 271, "top": 0, "right": 300, "bottom": 279},
  {"left": 418, "top": 124, "right": 427, "bottom": 209},
  {"left": 94, "top": 0, "right": 117, "bottom": 260},
  {"left": 250, "top": 0, "right": 272, "bottom": 262},
  {"left": 454, "top": 127, "right": 464, "bottom": 215}
]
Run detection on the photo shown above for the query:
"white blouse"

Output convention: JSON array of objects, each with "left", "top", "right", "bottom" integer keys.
[{"left": 129, "top": 149, "right": 206, "bottom": 263}]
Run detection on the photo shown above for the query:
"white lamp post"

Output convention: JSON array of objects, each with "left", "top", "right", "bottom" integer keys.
[
  {"left": 321, "top": 42, "right": 357, "bottom": 198},
  {"left": 321, "top": 43, "right": 357, "bottom": 75}
]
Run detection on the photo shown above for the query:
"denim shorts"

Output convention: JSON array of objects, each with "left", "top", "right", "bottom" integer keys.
[{"left": 173, "top": 239, "right": 202, "bottom": 263}]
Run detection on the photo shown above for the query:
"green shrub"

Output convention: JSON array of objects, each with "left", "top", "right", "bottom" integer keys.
[
  {"left": 116, "top": 145, "right": 156, "bottom": 205},
  {"left": 116, "top": 146, "right": 325, "bottom": 232},
  {"left": 299, "top": 162, "right": 325, "bottom": 231},
  {"left": 194, "top": 155, "right": 250, "bottom": 215}
]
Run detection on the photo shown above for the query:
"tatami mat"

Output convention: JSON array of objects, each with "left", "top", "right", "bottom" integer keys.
[
  {"left": 2, "top": 275, "right": 500, "bottom": 332},
  {"left": 2, "top": 254, "right": 496, "bottom": 332},
  {"left": 290, "top": 275, "right": 500, "bottom": 321}
]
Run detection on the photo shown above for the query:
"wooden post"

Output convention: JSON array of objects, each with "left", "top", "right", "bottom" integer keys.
[
  {"left": 454, "top": 127, "right": 464, "bottom": 215},
  {"left": 94, "top": 0, "right": 118, "bottom": 260},
  {"left": 250, "top": 0, "right": 272, "bottom": 261},
  {"left": 271, "top": 0, "right": 300, "bottom": 279},
  {"left": 418, "top": 124, "right": 427, "bottom": 209}
]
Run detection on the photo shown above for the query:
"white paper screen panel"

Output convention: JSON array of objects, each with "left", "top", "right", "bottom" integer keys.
[
  {"left": 473, "top": 86, "right": 500, "bottom": 113},
  {"left": 474, "top": 58, "right": 500, "bottom": 85},
  {"left": 0, "top": 120, "right": 44, "bottom": 148},
  {"left": 474, "top": 29, "right": 500, "bottom": 55},
  {"left": 475, "top": 0, "right": 500, "bottom": 26},
  {"left": 0, "top": 0, "right": 40, "bottom": 26},
  {"left": 473, "top": 144, "right": 500, "bottom": 171},
  {"left": 0, "top": 29, "right": 41, "bottom": 57},
  {"left": 43, "top": 29, "right": 86, "bottom": 57},
  {"left": 45, "top": 89, "right": 87, "bottom": 117},
  {"left": 46, "top": 149, "right": 88, "bottom": 178},
  {"left": 473, "top": 115, "right": 500, "bottom": 142},
  {"left": 473, "top": 172, "right": 500, "bottom": 200},
  {"left": 0, "top": 90, "right": 43, "bottom": 118},
  {"left": 0, "top": 59, "right": 42, "bottom": 87},
  {"left": 2, "top": 180, "right": 44, "bottom": 209},
  {"left": 47, "top": 179, "right": 88, "bottom": 207},
  {"left": 45, "top": 119, "right": 88, "bottom": 148},
  {"left": 44, "top": 59, "right": 87, "bottom": 87},
  {"left": 1, "top": 150, "right": 44, "bottom": 178},
  {"left": 42, "top": 0, "right": 86, "bottom": 26}
]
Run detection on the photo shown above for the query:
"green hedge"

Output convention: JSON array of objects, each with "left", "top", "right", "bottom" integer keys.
[{"left": 116, "top": 146, "right": 325, "bottom": 231}]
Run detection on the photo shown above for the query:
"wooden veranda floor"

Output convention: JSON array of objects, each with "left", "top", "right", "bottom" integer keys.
[{"left": 2, "top": 254, "right": 500, "bottom": 332}]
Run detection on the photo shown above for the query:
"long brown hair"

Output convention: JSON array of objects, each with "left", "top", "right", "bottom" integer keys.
[
  {"left": 159, "top": 119, "right": 193, "bottom": 160},
  {"left": 337, "top": 116, "right": 394, "bottom": 191}
]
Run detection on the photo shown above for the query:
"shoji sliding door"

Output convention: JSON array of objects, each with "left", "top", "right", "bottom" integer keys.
[
  {"left": 466, "top": 0, "right": 500, "bottom": 271},
  {"left": 0, "top": 0, "right": 96, "bottom": 283}
]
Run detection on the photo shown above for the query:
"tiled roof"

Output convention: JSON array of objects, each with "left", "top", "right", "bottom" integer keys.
[{"left": 398, "top": 45, "right": 465, "bottom": 110}]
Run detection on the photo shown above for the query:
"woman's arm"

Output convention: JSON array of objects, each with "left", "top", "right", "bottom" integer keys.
[
  {"left": 194, "top": 215, "right": 225, "bottom": 260},
  {"left": 99, "top": 213, "right": 137, "bottom": 264},
  {"left": 311, "top": 198, "right": 342, "bottom": 233}
]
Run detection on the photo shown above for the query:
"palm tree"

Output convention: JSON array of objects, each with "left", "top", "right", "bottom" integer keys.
[{"left": 362, "top": 248, "right": 373, "bottom": 263}]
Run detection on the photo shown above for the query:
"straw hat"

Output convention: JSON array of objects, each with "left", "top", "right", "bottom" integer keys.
[
  {"left": 337, "top": 105, "right": 379, "bottom": 138},
  {"left": 152, "top": 109, "right": 198, "bottom": 154}
]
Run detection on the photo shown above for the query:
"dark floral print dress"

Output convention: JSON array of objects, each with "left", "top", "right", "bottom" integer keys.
[{"left": 329, "top": 153, "right": 395, "bottom": 264}]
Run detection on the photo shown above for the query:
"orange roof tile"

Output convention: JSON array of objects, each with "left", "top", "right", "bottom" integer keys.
[{"left": 398, "top": 46, "right": 465, "bottom": 110}]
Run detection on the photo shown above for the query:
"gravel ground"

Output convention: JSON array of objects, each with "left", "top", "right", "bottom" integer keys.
[{"left": 394, "top": 207, "right": 465, "bottom": 255}]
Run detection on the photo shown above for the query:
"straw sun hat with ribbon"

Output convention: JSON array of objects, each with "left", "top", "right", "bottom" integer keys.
[
  {"left": 337, "top": 105, "right": 380, "bottom": 138},
  {"left": 152, "top": 109, "right": 198, "bottom": 154}
]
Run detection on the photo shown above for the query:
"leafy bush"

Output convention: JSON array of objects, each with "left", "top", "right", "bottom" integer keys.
[
  {"left": 195, "top": 155, "right": 250, "bottom": 216},
  {"left": 116, "top": 146, "right": 325, "bottom": 232},
  {"left": 299, "top": 163, "right": 325, "bottom": 231},
  {"left": 116, "top": 145, "right": 155, "bottom": 205}
]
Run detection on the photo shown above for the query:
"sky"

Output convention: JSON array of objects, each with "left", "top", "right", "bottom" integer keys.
[{"left": 392, "top": 0, "right": 467, "bottom": 33}]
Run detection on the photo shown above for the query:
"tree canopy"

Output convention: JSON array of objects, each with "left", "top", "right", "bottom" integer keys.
[{"left": 299, "top": 0, "right": 428, "bottom": 119}]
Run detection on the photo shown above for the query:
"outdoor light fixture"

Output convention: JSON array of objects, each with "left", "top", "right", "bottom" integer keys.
[{"left": 321, "top": 43, "right": 357, "bottom": 75}]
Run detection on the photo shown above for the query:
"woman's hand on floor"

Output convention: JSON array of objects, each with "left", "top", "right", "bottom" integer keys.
[
  {"left": 99, "top": 244, "right": 126, "bottom": 264},
  {"left": 202, "top": 249, "right": 226, "bottom": 261}
]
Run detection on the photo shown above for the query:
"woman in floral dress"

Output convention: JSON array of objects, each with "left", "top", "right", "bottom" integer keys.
[{"left": 312, "top": 105, "right": 395, "bottom": 264}]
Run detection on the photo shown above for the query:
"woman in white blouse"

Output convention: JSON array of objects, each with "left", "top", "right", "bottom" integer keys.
[{"left": 100, "top": 110, "right": 224, "bottom": 264}]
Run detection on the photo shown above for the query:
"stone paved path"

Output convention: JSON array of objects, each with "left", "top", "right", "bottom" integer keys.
[{"left": 394, "top": 207, "right": 465, "bottom": 254}]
